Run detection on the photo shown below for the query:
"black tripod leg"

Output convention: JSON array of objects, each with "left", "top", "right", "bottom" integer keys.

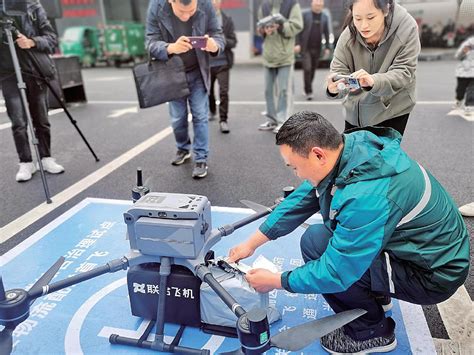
[
  {"left": 3, "top": 24, "right": 52, "bottom": 203},
  {"left": 40, "top": 76, "right": 100, "bottom": 162},
  {"left": 25, "top": 50, "right": 100, "bottom": 162}
]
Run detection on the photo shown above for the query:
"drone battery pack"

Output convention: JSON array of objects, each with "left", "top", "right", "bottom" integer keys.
[{"left": 127, "top": 263, "right": 202, "bottom": 327}]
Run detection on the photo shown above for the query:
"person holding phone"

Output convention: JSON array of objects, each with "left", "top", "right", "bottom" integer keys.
[
  {"left": 453, "top": 35, "right": 474, "bottom": 115},
  {"left": 146, "top": 0, "right": 225, "bottom": 179},
  {"left": 325, "top": 0, "right": 420, "bottom": 136}
]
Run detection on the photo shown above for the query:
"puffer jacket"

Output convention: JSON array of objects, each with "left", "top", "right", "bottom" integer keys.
[
  {"left": 455, "top": 36, "right": 474, "bottom": 78},
  {"left": 260, "top": 128, "right": 469, "bottom": 295},
  {"left": 327, "top": 4, "right": 420, "bottom": 127}
]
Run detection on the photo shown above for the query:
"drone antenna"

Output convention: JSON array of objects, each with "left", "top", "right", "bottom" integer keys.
[
  {"left": 132, "top": 168, "right": 150, "bottom": 203},
  {"left": 0, "top": 277, "right": 5, "bottom": 302},
  {"left": 136, "top": 168, "right": 143, "bottom": 187}
]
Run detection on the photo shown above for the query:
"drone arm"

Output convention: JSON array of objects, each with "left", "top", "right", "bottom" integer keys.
[
  {"left": 195, "top": 265, "right": 246, "bottom": 318},
  {"left": 28, "top": 257, "right": 129, "bottom": 300},
  {"left": 218, "top": 204, "right": 278, "bottom": 237}
]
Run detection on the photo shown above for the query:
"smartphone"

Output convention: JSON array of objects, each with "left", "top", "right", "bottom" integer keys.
[
  {"left": 188, "top": 36, "right": 208, "bottom": 49},
  {"left": 333, "top": 74, "right": 360, "bottom": 90}
]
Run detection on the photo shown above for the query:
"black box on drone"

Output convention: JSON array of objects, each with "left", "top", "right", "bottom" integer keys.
[{"left": 127, "top": 263, "right": 202, "bottom": 327}]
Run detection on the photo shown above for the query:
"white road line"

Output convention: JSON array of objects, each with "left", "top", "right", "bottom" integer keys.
[
  {"left": 87, "top": 100, "right": 457, "bottom": 106},
  {"left": 0, "top": 109, "right": 64, "bottom": 131},
  {"left": 437, "top": 286, "right": 474, "bottom": 341},
  {"left": 0, "top": 122, "right": 11, "bottom": 130},
  {"left": 0, "top": 125, "right": 173, "bottom": 244}
]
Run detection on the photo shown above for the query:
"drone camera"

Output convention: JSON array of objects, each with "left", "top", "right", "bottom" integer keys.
[{"left": 124, "top": 192, "right": 212, "bottom": 258}]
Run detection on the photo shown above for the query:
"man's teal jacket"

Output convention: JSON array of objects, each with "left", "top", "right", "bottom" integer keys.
[{"left": 260, "top": 128, "right": 470, "bottom": 295}]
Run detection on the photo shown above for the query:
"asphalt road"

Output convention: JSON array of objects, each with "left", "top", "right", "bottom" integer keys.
[{"left": 0, "top": 59, "right": 473, "bottom": 348}]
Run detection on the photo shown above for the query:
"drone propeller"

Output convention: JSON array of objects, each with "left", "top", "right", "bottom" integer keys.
[
  {"left": 220, "top": 349, "right": 244, "bottom": 355},
  {"left": 28, "top": 256, "right": 65, "bottom": 299},
  {"left": 221, "top": 308, "right": 366, "bottom": 355},
  {"left": 0, "top": 326, "right": 14, "bottom": 355},
  {"left": 0, "top": 257, "right": 64, "bottom": 355},
  {"left": 269, "top": 308, "right": 367, "bottom": 351},
  {"left": 240, "top": 200, "right": 309, "bottom": 230}
]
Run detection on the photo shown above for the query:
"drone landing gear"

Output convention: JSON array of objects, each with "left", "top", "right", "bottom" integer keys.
[{"left": 109, "top": 257, "right": 209, "bottom": 355}]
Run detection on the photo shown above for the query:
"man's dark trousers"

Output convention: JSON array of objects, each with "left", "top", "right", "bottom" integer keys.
[
  {"left": 209, "top": 65, "right": 230, "bottom": 122},
  {"left": 302, "top": 48, "right": 320, "bottom": 95},
  {"left": 299, "top": 224, "right": 454, "bottom": 340},
  {"left": 1, "top": 75, "right": 51, "bottom": 162}
]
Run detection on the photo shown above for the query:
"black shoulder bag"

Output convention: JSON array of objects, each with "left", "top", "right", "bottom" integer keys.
[{"left": 133, "top": 55, "right": 190, "bottom": 109}]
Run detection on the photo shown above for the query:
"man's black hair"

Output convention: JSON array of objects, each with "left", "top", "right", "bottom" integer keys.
[
  {"left": 174, "top": 0, "right": 193, "bottom": 5},
  {"left": 276, "top": 111, "right": 343, "bottom": 157}
]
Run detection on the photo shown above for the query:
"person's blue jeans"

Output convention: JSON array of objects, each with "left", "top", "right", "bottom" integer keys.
[
  {"left": 263, "top": 65, "right": 294, "bottom": 124},
  {"left": 300, "top": 223, "right": 454, "bottom": 340},
  {"left": 168, "top": 68, "right": 209, "bottom": 163}
]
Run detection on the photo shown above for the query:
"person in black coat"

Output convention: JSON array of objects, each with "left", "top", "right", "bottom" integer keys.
[
  {"left": 208, "top": 0, "right": 237, "bottom": 133},
  {"left": 0, "top": 0, "right": 64, "bottom": 182},
  {"left": 295, "top": 0, "right": 330, "bottom": 100}
]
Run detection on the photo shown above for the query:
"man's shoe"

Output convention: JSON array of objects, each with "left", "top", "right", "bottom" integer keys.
[
  {"left": 209, "top": 112, "right": 217, "bottom": 121},
  {"left": 272, "top": 124, "right": 282, "bottom": 134},
  {"left": 306, "top": 93, "right": 313, "bottom": 101},
  {"left": 258, "top": 121, "right": 277, "bottom": 131},
  {"left": 40, "top": 157, "right": 65, "bottom": 174},
  {"left": 375, "top": 295, "right": 393, "bottom": 312},
  {"left": 16, "top": 162, "right": 37, "bottom": 182},
  {"left": 220, "top": 121, "right": 230, "bottom": 133},
  {"left": 192, "top": 162, "right": 208, "bottom": 179},
  {"left": 320, "top": 318, "right": 397, "bottom": 354},
  {"left": 452, "top": 100, "right": 463, "bottom": 109},
  {"left": 464, "top": 106, "right": 473, "bottom": 116},
  {"left": 459, "top": 202, "right": 474, "bottom": 217},
  {"left": 171, "top": 150, "right": 191, "bottom": 166}
]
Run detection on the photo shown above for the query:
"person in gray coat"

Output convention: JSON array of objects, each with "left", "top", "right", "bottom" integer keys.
[{"left": 325, "top": 0, "right": 420, "bottom": 136}]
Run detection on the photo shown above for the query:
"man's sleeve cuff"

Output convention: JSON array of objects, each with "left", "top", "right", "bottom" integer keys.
[{"left": 281, "top": 271, "right": 295, "bottom": 292}]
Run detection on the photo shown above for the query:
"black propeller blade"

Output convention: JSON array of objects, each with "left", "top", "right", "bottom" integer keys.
[
  {"left": 0, "top": 257, "right": 65, "bottom": 355},
  {"left": 0, "top": 326, "right": 14, "bottom": 355},
  {"left": 28, "top": 257, "right": 65, "bottom": 300},
  {"left": 240, "top": 200, "right": 272, "bottom": 213},
  {"left": 269, "top": 308, "right": 367, "bottom": 351},
  {"left": 240, "top": 200, "right": 309, "bottom": 230},
  {"left": 220, "top": 348, "right": 245, "bottom": 355}
]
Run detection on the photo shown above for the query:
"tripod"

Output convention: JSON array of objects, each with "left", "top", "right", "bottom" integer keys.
[{"left": 1, "top": 18, "right": 100, "bottom": 204}]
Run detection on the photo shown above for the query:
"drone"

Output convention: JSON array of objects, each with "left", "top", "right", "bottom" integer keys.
[{"left": 0, "top": 172, "right": 366, "bottom": 355}]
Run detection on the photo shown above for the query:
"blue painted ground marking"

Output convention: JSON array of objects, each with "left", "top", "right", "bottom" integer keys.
[{"left": 0, "top": 198, "right": 436, "bottom": 354}]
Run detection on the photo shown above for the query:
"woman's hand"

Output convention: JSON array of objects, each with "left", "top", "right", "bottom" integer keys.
[
  {"left": 326, "top": 73, "right": 344, "bottom": 95},
  {"left": 352, "top": 68, "right": 375, "bottom": 88}
]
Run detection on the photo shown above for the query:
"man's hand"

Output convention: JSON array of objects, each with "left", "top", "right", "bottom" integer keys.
[
  {"left": 167, "top": 36, "right": 192, "bottom": 55},
  {"left": 202, "top": 35, "right": 218, "bottom": 53},
  {"left": 245, "top": 268, "right": 282, "bottom": 293},
  {"left": 294, "top": 45, "right": 301, "bottom": 54},
  {"left": 228, "top": 241, "right": 255, "bottom": 263},
  {"left": 16, "top": 33, "right": 35, "bottom": 49},
  {"left": 352, "top": 68, "right": 374, "bottom": 89}
]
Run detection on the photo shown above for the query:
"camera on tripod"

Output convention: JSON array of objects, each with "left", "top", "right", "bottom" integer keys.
[
  {"left": 1, "top": 0, "right": 28, "bottom": 17},
  {"left": 257, "top": 13, "right": 285, "bottom": 29}
]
